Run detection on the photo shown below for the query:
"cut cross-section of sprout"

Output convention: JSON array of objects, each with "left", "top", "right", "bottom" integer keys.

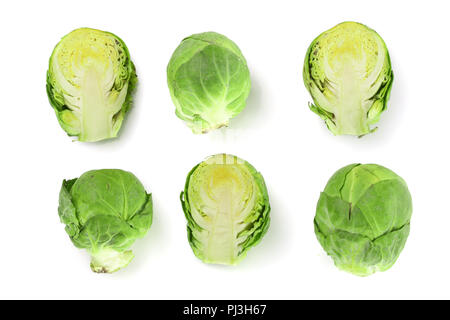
[
  {"left": 47, "top": 28, "right": 137, "bottom": 142},
  {"left": 303, "top": 22, "right": 393, "bottom": 136},
  {"left": 181, "top": 154, "right": 270, "bottom": 265}
]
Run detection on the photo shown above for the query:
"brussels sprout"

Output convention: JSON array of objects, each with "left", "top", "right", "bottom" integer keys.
[
  {"left": 303, "top": 22, "right": 393, "bottom": 136},
  {"left": 47, "top": 28, "right": 137, "bottom": 142},
  {"left": 167, "top": 32, "right": 251, "bottom": 133},
  {"left": 314, "top": 164, "right": 412, "bottom": 276},
  {"left": 181, "top": 154, "right": 270, "bottom": 265},
  {"left": 58, "top": 169, "right": 152, "bottom": 273}
]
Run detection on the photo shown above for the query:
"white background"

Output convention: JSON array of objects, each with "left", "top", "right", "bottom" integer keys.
[{"left": 0, "top": 0, "right": 448, "bottom": 299}]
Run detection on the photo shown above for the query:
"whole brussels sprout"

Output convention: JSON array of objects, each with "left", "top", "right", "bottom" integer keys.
[
  {"left": 303, "top": 22, "right": 393, "bottom": 136},
  {"left": 58, "top": 169, "right": 152, "bottom": 273},
  {"left": 314, "top": 164, "right": 412, "bottom": 276},
  {"left": 181, "top": 154, "right": 270, "bottom": 265},
  {"left": 167, "top": 32, "right": 251, "bottom": 134}
]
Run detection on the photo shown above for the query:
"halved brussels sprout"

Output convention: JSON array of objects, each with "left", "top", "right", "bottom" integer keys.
[
  {"left": 58, "top": 169, "right": 152, "bottom": 273},
  {"left": 47, "top": 28, "right": 137, "bottom": 142},
  {"left": 303, "top": 22, "right": 393, "bottom": 136},
  {"left": 314, "top": 164, "right": 412, "bottom": 276},
  {"left": 167, "top": 32, "right": 251, "bottom": 134},
  {"left": 181, "top": 154, "right": 270, "bottom": 265}
]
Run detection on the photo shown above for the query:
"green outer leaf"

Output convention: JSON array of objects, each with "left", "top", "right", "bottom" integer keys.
[
  {"left": 57, "top": 169, "right": 153, "bottom": 273},
  {"left": 303, "top": 22, "right": 394, "bottom": 136},
  {"left": 46, "top": 28, "right": 137, "bottom": 141},
  {"left": 314, "top": 221, "right": 410, "bottom": 276},
  {"left": 69, "top": 169, "right": 148, "bottom": 224},
  {"left": 58, "top": 179, "right": 80, "bottom": 238},
  {"left": 129, "top": 193, "right": 153, "bottom": 237},
  {"left": 314, "top": 163, "right": 412, "bottom": 276},
  {"left": 187, "top": 32, "right": 245, "bottom": 58},
  {"left": 72, "top": 214, "right": 138, "bottom": 252},
  {"left": 167, "top": 32, "right": 251, "bottom": 134},
  {"left": 180, "top": 154, "right": 270, "bottom": 265}
]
